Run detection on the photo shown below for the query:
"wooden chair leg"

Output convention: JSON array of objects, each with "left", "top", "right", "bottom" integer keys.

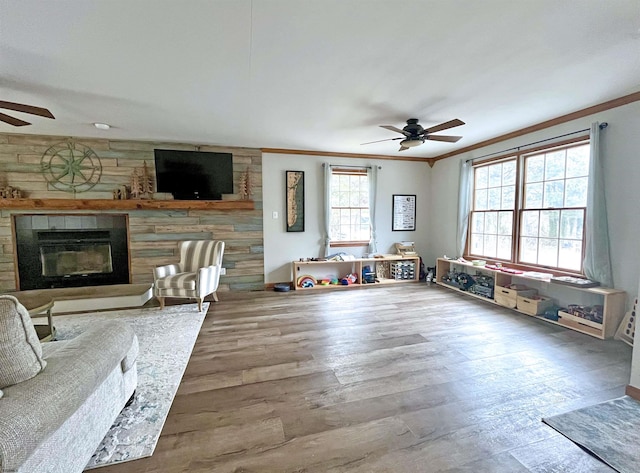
[
  {"left": 212, "top": 291, "right": 219, "bottom": 302},
  {"left": 198, "top": 298, "right": 203, "bottom": 312},
  {"left": 158, "top": 296, "right": 165, "bottom": 309}
]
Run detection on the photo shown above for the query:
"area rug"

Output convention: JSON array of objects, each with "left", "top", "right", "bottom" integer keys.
[
  {"left": 542, "top": 396, "right": 640, "bottom": 473},
  {"left": 51, "top": 302, "right": 207, "bottom": 469}
]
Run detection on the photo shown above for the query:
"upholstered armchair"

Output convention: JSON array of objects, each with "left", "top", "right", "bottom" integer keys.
[{"left": 153, "top": 240, "right": 225, "bottom": 312}]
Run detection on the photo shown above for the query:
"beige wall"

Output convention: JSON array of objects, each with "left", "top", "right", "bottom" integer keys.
[{"left": 0, "top": 133, "right": 264, "bottom": 292}]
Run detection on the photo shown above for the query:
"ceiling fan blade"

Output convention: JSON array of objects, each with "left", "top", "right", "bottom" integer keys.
[
  {"left": 380, "top": 125, "right": 410, "bottom": 136},
  {"left": 423, "top": 119, "right": 465, "bottom": 134},
  {"left": 361, "top": 137, "right": 403, "bottom": 145},
  {"left": 398, "top": 145, "right": 409, "bottom": 152},
  {"left": 0, "top": 112, "right": 30, "bottom": 127},
  {"left": 426, "top": 134, "right": 462, "bottom": 143},
  {"left": 0, "top": 101, "right": 55, "bottom": 119}
]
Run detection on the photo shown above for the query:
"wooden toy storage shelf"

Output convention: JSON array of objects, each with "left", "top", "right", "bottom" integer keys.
[
  {"left": 435, "top": 257, "right": 625, "bottom": 340},
  {"left": 292, "top": 255, "right": 420, "bottom": 291}
]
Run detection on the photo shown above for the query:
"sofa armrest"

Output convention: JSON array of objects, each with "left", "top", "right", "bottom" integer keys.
[
  {"left": 0, "top": 321, "right": 137, "bottom": 473},
  {"left": 121, "top": 334, "right": 139, "bottom": 373},
  {"left": 197, "top": 265, "right": 221, "bottom": 296}
]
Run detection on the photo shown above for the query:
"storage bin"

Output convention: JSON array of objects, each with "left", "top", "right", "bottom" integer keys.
[
  {"left": 390, "top": 262, "right": 415, "bottom": 280},
  {"left": 494, "top": 285, "right": 537, "bottom": 309},
  {"left": 362, "top": 265, "right": 376, "bottom": 284},
  {"left": 517, "top": 294, "right": 553, "bottom": 315},
  {"left": 557, "top": 310, "right": 603, "bottom": 329}
]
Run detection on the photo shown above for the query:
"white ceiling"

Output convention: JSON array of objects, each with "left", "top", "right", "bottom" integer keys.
[{"left": 1, "top": 0, "right": 639, "bottom": 159}]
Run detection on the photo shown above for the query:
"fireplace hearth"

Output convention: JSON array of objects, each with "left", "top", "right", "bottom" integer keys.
[{"left": 14, "top": 215, "right": 130, "bottom": 290}]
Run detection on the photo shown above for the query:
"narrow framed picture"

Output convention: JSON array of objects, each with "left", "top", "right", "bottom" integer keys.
[
  {"left": 392, "top": 194, "right": 416, "bottom": 231},
  {"left": 286, "top": 170, "right": 305, "bottom": 232}
]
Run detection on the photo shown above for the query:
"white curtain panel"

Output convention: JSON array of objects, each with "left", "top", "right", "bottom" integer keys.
[
  {"left": 322, "top": 163, "right": 332, "bottom": 257},
  {"left": 456, "top": 160, "right": 473, "bottom": 257},
  {"left": 367, "top": 165, "right": 378, "bottom": 254},
  {"left": 583, "top": 122, "right": 614, "bottom": 287}
]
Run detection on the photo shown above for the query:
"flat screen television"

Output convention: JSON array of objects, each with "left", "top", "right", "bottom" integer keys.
[{"left": 154, "top": 149, "right": 233, "bottom": 200}]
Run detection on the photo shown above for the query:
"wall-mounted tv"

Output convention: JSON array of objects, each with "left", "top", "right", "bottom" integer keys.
[{"left": 154, "top": 149, "right": 234, "bottom": 200}]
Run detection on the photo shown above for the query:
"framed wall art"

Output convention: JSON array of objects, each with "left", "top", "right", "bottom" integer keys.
[
  {"left": 392, "top": 194, "right": 416, "bottom": 231},
  {"left": 286, "top": 170, "right": 305, "bottom": 232}
]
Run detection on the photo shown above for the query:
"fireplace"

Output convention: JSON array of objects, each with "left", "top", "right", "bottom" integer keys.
[{"left": 14, "top": 215, "right": 130, "bottom": 290}]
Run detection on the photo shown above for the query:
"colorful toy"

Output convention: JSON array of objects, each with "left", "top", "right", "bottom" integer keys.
[
  {"left": 296, "top": 275, "right": 317, "bottom": 288},
  {"left": 340, "top": 273, "right": 358, "bottom": 285}
]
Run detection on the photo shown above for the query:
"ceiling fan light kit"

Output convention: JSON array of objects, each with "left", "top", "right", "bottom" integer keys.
[
  {"left": 363, "top": 117, "right": 465, "bottom": 152},
  {"left": 400, "top": 139, "right": 423, "bottom": 148}
]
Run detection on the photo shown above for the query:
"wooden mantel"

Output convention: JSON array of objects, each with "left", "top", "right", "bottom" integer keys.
[{"left": 0, "top": 198, "right": 255, "bottom": 211}]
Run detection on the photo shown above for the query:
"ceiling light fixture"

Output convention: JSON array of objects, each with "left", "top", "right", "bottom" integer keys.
[
  {"left": 400, "top": 139, "right": 423, "bottom": 148},
  {"left": 93, "top": 122, "right": 111, "bottom": 130}
]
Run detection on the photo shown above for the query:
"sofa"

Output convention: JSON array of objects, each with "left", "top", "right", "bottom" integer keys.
[{"left": 0, "top": 295, "right": 138, "bottom": 473}]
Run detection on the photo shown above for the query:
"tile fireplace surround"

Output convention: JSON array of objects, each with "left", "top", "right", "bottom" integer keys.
[
  {"left": 14, "top": 214, "right": 130, "bottom": 290},
  {"left": 0, "top": 133, "right": 265, "bottom": 293}
]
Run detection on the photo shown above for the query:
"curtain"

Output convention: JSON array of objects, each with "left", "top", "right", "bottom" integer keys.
[
  {"left": 583, "top": 122, "right": 613, "bottom": 287},
  {"left": 456, "top": 160, "right": 473, "bottom": 257},
  {"left": 322, "top": 163, "right": 332, "bottom": 256},
  {"left": 367, "top": 165, "right": 378, "bottom": 254}
]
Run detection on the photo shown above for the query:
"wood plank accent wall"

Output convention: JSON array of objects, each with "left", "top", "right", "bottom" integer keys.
[{"left": 0, "top": 133, "right": 264, "bottom": 292}]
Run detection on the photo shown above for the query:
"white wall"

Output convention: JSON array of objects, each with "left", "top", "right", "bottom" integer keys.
[
  {"left": 262, "top": 153, "right": 432, "bottom": 284},
  {"left": 632, "top": 279, "right": 640, "bottom": 388},
  {"left": 428, "top": 100, "right": 640, "bottom": 387}
]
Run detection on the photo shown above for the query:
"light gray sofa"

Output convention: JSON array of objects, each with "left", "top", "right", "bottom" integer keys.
[{"left": 0, "top": 309, "right": 138, "bottom": 473}]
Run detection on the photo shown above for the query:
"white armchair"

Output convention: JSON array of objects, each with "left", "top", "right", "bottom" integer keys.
[{"left": 153, "top": 240, "right": 225, "bottom": 312}]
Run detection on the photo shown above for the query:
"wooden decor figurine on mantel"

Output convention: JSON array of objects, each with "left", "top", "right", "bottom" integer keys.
[
  {"left": 238, "top": 169, "right": 252, "bottom": 200},
  {"left": 112, "top": 185, "right": 129, "bottom": 200},
  {"left": 130, "top": 161, "right": 154, "bottom": 199},
  {"left": 0, "top": 185, "right": 22, "bottom": 199}
]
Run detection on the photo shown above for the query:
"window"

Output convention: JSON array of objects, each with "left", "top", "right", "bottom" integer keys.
[
  {"left": 520, "top": 143, "right": 589, "bottom": 271},
  {"left": 470, "top": 159, "right": 516, "bottom": 260},
  {"left": 330, "top": 168, "right": 370, "bottom": 245},
  {"left": 469, "top": 139, "right": 590, "bottom": 273}
]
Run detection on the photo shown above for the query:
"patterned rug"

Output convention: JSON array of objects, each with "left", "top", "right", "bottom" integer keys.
[
  {"left": 50, "top": 302, "right": 207, "bottom": 469},
  {"left": 542, "top": 396, "right": 640, "bottom": 473}
]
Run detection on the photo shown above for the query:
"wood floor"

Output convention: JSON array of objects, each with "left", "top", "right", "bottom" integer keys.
[{"left": 98, "top": 284, "right": 632, "bottom": 472}]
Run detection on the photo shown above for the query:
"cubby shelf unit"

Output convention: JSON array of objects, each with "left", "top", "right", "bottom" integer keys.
[
  {"left": 435, "top": 257, "right": 625, "bottom": 339},
  {"left": 292, "top": 255, "right": 420, "bottom": 291}
]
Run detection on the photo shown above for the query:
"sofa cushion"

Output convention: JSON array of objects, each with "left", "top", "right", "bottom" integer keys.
[
  {"left": 0, "top": 320, "right": 137, "bottom": 473},
  {"left": 0, "top": 295, "right": 47, "bottom": 389},
  {"left": 155, "top": 272, "right": 197, "bottom": 290}
]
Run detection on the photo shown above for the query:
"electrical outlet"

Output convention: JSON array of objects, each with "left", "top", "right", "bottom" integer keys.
[{"left": 272, "top": 211, "right": 278, "bottom": 219}]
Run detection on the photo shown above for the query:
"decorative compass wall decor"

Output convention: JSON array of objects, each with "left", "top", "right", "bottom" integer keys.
[{"left": 41, "top": 141, "right": 102, "bottom": 193}]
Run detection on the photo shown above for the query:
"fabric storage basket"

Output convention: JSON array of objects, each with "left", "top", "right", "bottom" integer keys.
[
  {"left": 517, "top": 294, "right": 553, "bottom": 315},
  {"left": 494, "top": 285, "right": 537, "bottom": 309}
]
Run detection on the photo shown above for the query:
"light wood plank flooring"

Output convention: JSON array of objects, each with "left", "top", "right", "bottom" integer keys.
[{"left": 98, "top": 284, "right": 632, "bottom": 472}]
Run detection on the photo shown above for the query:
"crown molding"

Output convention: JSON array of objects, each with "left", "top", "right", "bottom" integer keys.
[{"left": 429, "top": 90, "right": 640, "bottom": 164}]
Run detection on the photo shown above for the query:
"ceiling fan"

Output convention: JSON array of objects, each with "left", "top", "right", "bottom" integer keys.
[
  {"left": 0, "top": 100, "right": 55, "bottom": 127},
  {"left": 362, "top": 118, "right": 464, "bottom": 151}
]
